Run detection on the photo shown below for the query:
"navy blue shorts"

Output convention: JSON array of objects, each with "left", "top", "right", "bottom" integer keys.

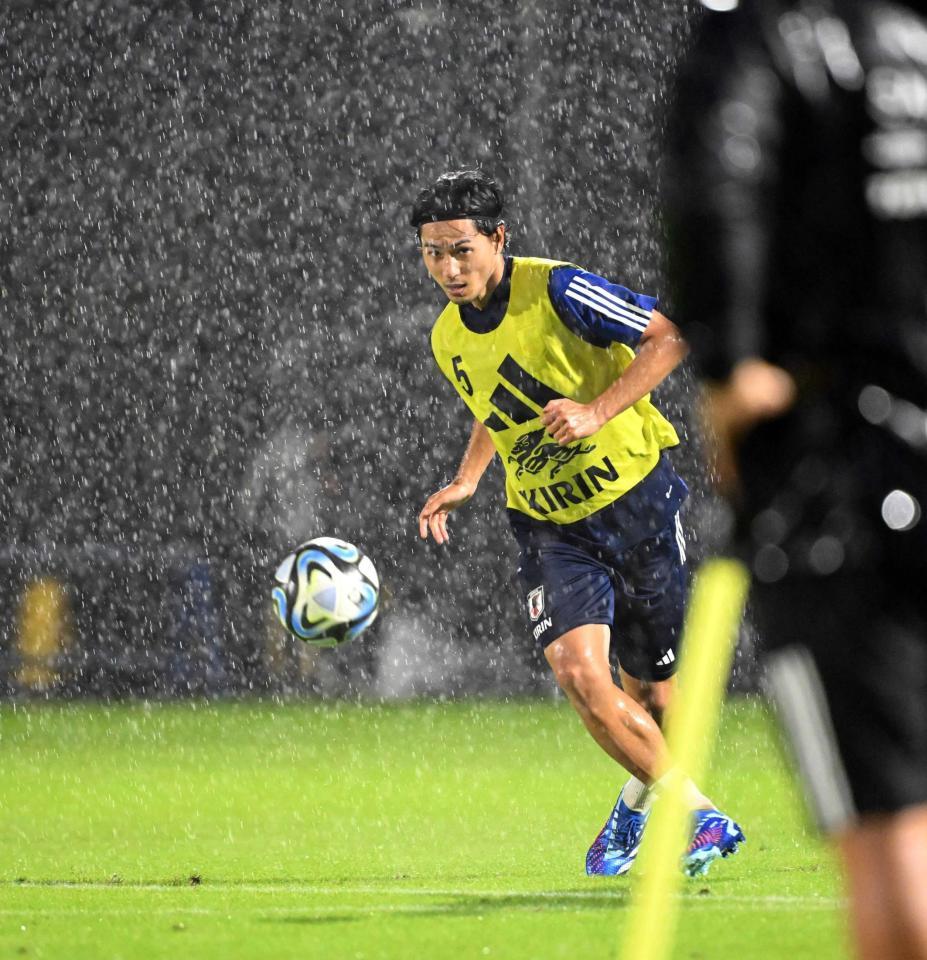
[{"left": 511, "top": 509, "right": 688, "bottom": 682}]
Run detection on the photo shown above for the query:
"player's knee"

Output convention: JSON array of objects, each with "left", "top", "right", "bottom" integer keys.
[
  {"left": 549, "top": 656, "right": 608, "bottom": 709},
  {"left": 548, "top": 656, "right": 583, "bottom": 698},
  {"left": 640, "top": 681, "right": 673, "bottom": 723},
  {"left": 620, "top": 667, "right": 675, "bottom": 721}
]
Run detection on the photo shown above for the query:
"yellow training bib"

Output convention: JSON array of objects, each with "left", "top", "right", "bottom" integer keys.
[{"left": 431, "top": 256, "right": 679, "bottom": 524}]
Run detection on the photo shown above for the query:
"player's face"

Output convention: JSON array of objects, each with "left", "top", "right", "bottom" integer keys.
[{"left": 419, "top": 219, "right": 505, "bottom": 309}]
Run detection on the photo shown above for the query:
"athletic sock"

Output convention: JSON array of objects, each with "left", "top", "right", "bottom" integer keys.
[
  {"left": 651, "top": 770, "right": 713, "bottom": 811},
  {"left": 620, "top": 776, "right": 653, "bottom": 813}
]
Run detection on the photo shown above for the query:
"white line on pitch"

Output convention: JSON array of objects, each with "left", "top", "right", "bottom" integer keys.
[
  {"left": 2, "top": 882, "right": 846, "bottom": 909},
  {"left": 0, "top": 899, "right": 840, "bottom": 918}
]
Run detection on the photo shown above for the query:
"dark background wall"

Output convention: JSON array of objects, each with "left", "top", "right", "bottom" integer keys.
[{"left": 0, "top": 1, "right": 725, "bottom": 698}]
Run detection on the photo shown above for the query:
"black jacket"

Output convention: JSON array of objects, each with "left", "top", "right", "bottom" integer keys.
[{"left": 665, "top": 0, "right": 927, "bottom": 576}]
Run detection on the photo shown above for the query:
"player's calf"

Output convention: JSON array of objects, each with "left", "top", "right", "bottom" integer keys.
[{"left": 546, "top": 632, "right": 669, "bottom": 784}]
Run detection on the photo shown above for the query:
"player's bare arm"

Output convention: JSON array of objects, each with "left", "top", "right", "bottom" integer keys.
[
  {"left": 418, "top": 417, "right": 496, "bottom": 544},
  {"left": 542, "top": 310, "right": 688, "bottom": 445}
]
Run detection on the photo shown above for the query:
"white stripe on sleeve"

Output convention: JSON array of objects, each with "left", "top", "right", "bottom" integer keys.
[
  {"left": 571, "top": 275, "right": 653, "bottom": 320},
  {"left": 564, "top": 283, "right": 649, "bottom": 333}
]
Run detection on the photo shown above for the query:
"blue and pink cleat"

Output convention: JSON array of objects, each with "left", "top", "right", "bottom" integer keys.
[
  {"left": 587, "top": 795, "right": 745, "bottom": 878},
  {"left": 682, "top": 808, "right": 746, "bottom": 877},
  {"left": 586, "top": 795, "right": 650, "bottom": 876}
]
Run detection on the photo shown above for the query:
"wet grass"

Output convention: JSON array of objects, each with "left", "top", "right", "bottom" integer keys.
[{"left": 0, "top": 697, "right": 849, "bottom": 959}]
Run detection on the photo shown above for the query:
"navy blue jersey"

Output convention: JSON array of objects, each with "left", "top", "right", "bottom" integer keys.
[{"left": 547, "top": 265, "right": 658, "bottom": 350}]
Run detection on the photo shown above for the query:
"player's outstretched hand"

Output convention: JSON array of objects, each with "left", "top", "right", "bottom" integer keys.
[
  {"left": 418, "top": 480, "right": 476, "bottom": 544},
  {"left": 542, "top": 398, "right": 605, "bottom": 445}
]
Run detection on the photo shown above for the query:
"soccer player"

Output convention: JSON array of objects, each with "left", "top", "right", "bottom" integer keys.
[
  {"left": 411, "top": 169, "right": 744, "bottom": 877},
  {"left": 665, "top": 1, "right": 927, "bottom": 956}
]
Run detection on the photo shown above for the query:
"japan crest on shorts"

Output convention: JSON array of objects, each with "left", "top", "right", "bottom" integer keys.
[{"left": 528, "top": 586, "right": 545, "bottom": 621}]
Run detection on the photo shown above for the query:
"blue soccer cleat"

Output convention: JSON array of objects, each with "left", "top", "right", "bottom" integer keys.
[
  {"left": 682, "top": 808, "right": 745, "bottom": 878},
  {"left": 586, "top": 794, "right": 650, "bottom": 876}
]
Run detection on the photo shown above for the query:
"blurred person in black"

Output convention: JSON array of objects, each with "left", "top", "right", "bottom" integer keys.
[{"left": 665, "top": 1, "right": 927, "bottom": 957}]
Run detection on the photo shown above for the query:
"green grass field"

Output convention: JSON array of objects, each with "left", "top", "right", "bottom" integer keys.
[{"left": 1, "top": 698, "right": 849, "bottom": 960}]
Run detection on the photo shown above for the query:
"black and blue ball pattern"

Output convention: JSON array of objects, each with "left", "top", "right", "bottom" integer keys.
[{"left": 272, "top": 537, "right": 379, "bottom": 647}]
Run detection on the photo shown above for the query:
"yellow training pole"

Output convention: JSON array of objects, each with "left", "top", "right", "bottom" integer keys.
[{"left": 619, "top": 557, "right": 750, "bottom": 960}]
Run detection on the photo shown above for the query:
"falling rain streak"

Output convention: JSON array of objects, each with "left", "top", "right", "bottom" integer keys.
[{"left": 0, "top": 1, "right": 713, "bottom": 699}]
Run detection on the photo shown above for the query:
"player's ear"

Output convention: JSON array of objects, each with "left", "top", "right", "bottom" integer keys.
[{"left": 493, "top": 223, "right": 506, "bottom": 252}]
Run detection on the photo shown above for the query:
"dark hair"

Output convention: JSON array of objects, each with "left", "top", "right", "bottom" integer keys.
[{"left": 409, "top": 169, "right": 505, "bottom": 237}]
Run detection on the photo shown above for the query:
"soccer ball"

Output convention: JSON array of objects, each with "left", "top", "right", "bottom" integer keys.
[{"left": 271, "top": 537, "right": 380, "bottom": 647}]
